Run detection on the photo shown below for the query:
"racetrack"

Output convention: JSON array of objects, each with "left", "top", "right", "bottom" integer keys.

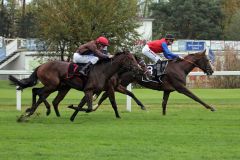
[{"left": 1, "top": 80, "right": 240, "bottom": 160}]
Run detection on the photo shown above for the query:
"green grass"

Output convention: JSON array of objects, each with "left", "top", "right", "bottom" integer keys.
[{"left": 1, "top": 80, "right": 240, "bottom": 160}]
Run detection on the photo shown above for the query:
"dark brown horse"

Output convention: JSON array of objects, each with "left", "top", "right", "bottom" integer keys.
[
  {"left": 9, "top": 51, "right": 142, "bottom": 120},
  {"left": 86, "top": 50, "right": 216, "bottom": 116}
]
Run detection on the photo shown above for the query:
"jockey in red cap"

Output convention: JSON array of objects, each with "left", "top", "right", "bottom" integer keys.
[{"left": 73, "top": 36, "right": 113, "bottom": 76}]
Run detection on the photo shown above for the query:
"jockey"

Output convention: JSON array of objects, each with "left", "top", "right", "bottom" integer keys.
[
  {"left": 142, "top": 34, "right": 183, "bottom": 64},
  {"left": 73, "top": 36, "right": 113, "bottom": 76}
]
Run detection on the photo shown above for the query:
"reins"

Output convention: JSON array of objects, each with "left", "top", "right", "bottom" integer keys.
[{"left": 182, "top": 58, "right": 198, "bottom": 67}]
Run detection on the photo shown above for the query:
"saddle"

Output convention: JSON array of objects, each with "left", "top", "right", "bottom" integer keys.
[
  {"left": 65, "top": 63, "right": 85, "bottom": 79},
  {"left": 146, "top": 60, "right": 168, "bottom": 82}
]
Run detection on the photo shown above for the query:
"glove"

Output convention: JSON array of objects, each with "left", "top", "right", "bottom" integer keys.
[
  {"left": 108, "top": 55, "right": 114, "bottom": 58},
  {"left": 178, "top": 56, "right": 184, "bottom": 60}
]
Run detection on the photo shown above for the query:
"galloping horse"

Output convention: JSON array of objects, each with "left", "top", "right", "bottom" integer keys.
[
  {"left": 9, "top": 51, "right": 142, "bottom": 120},
  {"left": 87, "top": 50, "right": 216, "bottom": 116}
]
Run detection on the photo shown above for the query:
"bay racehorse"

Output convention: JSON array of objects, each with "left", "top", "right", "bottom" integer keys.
[
  {"left": 9, "top": 51, "right": 142, "bottom": 121},
  {"left": 86, "top": 50, "right": 216, "bottom": 116}
]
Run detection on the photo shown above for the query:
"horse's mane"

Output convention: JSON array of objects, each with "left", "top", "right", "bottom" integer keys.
[
  {"left": 184, "top": 50, "right": 205, "bottom": 59},
  {"left": 95, "top": 51, "right": 129, "bottom": 65}
]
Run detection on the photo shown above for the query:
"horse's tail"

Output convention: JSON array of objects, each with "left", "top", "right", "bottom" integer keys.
[{"left": 8, "top": 67, "right": 39, "bottom": 90}]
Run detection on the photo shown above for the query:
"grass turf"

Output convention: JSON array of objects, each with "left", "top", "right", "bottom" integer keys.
[{"left": 0, "top": 80, "right": 240, "bottom": 160}]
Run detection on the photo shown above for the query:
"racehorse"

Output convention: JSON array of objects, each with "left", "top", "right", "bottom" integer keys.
[
  {"left": 9, "top": 51, "right": 142, "bottom": 120},
  {"left": 84, "top": 50, "right": 216, "bottom": 116}
]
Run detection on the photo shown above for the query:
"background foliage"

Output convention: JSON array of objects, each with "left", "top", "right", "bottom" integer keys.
[
  {"left": 150, "top": 0, "right": 224, "bottom": 39},
  {"left": 1, "top": 0, "right": 240, "bottom": 60}
]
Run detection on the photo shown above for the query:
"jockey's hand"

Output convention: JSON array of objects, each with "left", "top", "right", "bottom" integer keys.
[
  {"left": 108, "top": 55, "right": 114, "bottom": 58},
  {"left": 177, "top": 56, "right": 184, "bottom": 61}
]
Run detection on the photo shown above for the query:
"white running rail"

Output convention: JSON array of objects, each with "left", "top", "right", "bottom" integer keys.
[
  {"left": 0, "top": 70, "right": 240, "bottom": 111},
  {"left": 6, "top": 39, "right": 18, "bottom": 56}
]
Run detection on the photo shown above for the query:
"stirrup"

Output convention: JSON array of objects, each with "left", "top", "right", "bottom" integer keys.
[
  {"left": 79, "top": 70, "right": 87, "bottom": 76},
  {"left": 158, "top": 77, "right": 163, "bottom": 83}
]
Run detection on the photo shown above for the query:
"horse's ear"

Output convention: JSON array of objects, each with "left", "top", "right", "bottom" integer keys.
[{"left": 202, "top": 49, "right": 206, "bottom": 55}]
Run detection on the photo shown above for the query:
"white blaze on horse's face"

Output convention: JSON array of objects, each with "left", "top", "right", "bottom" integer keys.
[
  {"left": 203, "top": 55, "right": 214, "bottom": 75},
  {"left": 197, "top": 51, "right": 214, "bottom": 75}
]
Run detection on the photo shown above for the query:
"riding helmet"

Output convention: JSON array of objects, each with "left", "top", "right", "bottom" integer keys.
[
  {"left": 165, "top": 34, "right": 175, "bottom": 40},
  {"left": 96, "top": 36, "right": 109, "bottom": 46}
]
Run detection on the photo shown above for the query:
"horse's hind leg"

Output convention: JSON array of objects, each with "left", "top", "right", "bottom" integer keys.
[
  {"left": 26, "top": 87, "right": 56, "bottom": 116},
  {"left": 116, "top": 85, "right": 146, "bottom": 110},
  {"left": 26, "top": 87, "right": 42, "bottom": 113},
  {"left": 52, "top": 87, "right": 70, "bottom": 117},
  {"left": 29, "top": 88, "right": 41, "bottom": 110},
  {"left": 162, "top": 91, "right": 170, "bottom": 115},
  {"left": 28, "top": 87, "right": 51, "bottom": 116}
]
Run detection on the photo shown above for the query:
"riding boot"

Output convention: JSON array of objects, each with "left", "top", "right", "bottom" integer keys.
[
  {"left": 79, "top": 62, "right": 92, "bottom": 76},
  {"left": 139, "top": 58, "right": 152, "bottom": 80},
  {"left": 156, "top": 60, "right": 162, "bottom": 77}
]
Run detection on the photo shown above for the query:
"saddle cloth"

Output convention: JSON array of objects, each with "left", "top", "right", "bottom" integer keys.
[
  {"left": 66, "top": 63, "right": 84, "bottom": 78},
  {"left": 147, "top": 60, "right": 168, "bottom": 80}
]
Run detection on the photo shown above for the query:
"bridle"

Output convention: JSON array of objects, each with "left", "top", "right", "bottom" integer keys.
[{"left": 181, "top": 56, "right": 213, "bottom": 75}]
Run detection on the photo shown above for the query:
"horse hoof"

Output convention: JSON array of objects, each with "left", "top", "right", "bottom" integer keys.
[
  {"left": 141, "top": 106, "right": 146, "bottom": 110},
  {"left": 68, "top": 105, "right": 79, "bottom": 111},
  {"left": 70, "top": 117, "right": 75, "bottom": 122},
  {"left": 17, "top": 113, "right": 30, "bottom": 122},
  {"left": 25, "top": 108, "right": 31, "bottom": 113},
  {"left": 210, "top": 107, "right": 216, "bottom": 112},
  {"left": 46, "top": 110, "right": 51, "bottom": 116},
  {"left": 68, "top": 105, "right": 74, "bottom": 109},
  {"left": 86, "top": 109, "right": 92, "bottom": 113}
]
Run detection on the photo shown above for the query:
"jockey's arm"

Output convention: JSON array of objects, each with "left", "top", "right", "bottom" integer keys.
[
  {"left": 87, "top": 44, "right": 109, "bottom": 59},
  {"left": 161, "top": 42, "right": 180, "bottom": 59}
]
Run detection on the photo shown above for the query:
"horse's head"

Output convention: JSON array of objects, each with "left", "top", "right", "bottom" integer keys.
[
  {"left": 186, "top": 50, "right": 214, "bottom": 75},
  {"left": 113, "top": 51, "right": 143, "bottom": 73}
]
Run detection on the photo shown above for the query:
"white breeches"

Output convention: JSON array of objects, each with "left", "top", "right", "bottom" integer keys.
[
  {"left": 73, "top": 53, "right": 99, "bottom": 64},
  {"left": 142, "top": 45, "right": 162, "bottom": 63}
]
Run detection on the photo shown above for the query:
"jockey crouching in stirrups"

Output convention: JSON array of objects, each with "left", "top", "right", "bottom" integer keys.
[
  {"left": 73, "top": 36, "right": 113, "bottom": 76},
  {"left": 141, "top": 34, "right": 184, "bottom": 81},
  {"left": 142, "top": 34, "right": 183, "bottom": 64}
]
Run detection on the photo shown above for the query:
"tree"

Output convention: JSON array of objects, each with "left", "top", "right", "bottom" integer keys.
[
  {"left": 221, "top": 0, "right": 240, "bottom": 39},
  {"left": 138, "top": 0, "right": 155, "bottom": 18},
  {"left": 224, "top": 10, "right": 240, "bottom": 40},
  {"left": 32, "top": 0, "right": 139, "bottom": 61},
  {"left": 150, "top": 0, "right": 224, "bottom": 40}
]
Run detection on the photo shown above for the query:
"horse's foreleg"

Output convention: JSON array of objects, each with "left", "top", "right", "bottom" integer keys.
[
  {"left": 52, "top": 87, "right": 70, "bottom": 117},
  {"left": 85, "top": 91, "right": 93, "bottom": 112},
  {"left": 70, "top": 96, "right": 88, "bottom": 122},
  {"left": 68, "top": 96, "right": 87, "bottom": 110},
  {"left": 92, "top": 91, "right": 108, "bottom": 111},
  {"left": 177, "top": 87, "right": 216, "bottom": 111},
  {"left": 162, "top": 91, "right": 170, "bottom": 115},
  {"left": 116, "top": 85, "right": 146, "bottom": 110},
  {"left": 108, "top": 86, "right": 120, "bottom": 118}
]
